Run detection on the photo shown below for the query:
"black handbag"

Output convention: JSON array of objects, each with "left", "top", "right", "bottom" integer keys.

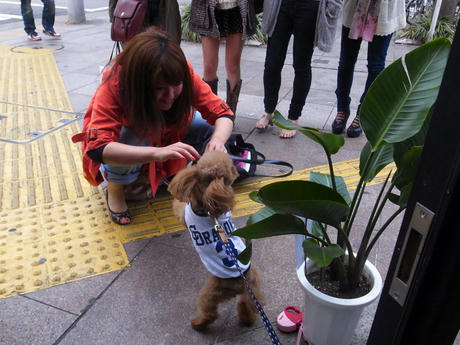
[{"left": 202, "top": 134, "right": 293, "bottom": 184}]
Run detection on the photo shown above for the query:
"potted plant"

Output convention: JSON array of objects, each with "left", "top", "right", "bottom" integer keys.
[{"left": 233, "top": 38, "right": 451, "bottom": 345}]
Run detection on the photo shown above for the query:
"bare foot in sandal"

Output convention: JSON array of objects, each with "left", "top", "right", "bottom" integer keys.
[
  {"left": 255, "top": 112, "right": 272, "bottom": 131},
  {"left": 280, "top": 120, "right": 298, "bottom": 139}
]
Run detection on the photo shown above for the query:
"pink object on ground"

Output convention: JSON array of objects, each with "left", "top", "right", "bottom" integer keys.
[{"left": 276, "top": 306, "right": 303, "bottom": 333}]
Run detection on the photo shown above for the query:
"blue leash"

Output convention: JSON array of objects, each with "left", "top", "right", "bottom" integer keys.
[{"left": 213, "top": 218, "right": 282, "bottom": 345}]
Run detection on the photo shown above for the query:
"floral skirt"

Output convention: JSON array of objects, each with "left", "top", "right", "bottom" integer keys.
[{"left": 215, "top": 7, "right": 243, "bottom": 37}]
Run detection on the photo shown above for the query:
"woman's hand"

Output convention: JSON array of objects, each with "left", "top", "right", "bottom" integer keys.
[
  {"left": 205, "top": 138, "right": 227, "bottom": 153},
  {"left": 153, "top": 142, "right": 201, "bottom": 162},
  {"left": 204, "top": 117, "right": 234, "bottom": 153}
]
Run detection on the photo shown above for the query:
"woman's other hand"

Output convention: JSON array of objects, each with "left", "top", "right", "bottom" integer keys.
[
  {"left": 154, "top": 142, "right": 201, "bottom": 162},
  {"left": 204, "top": 117, "right": 234, "bottom": 153}
]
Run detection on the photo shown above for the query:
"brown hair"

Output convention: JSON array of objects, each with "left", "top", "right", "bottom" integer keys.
[{"left": 110, "top": 27, "right": 193, "bottom": 139}]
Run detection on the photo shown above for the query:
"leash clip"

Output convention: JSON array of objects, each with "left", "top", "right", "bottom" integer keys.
[{"left": 211, "top": 214, "right": 228, "bottom": 243}]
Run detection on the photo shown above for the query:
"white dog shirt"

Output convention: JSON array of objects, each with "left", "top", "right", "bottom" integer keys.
[{"left": 184, "top": 203, "right": 250, "bottom": 278}]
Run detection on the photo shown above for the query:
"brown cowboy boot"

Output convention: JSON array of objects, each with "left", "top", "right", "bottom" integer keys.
[
  {"left": 203, "top": 78, "right": 218, "bottom": 95},
  {"left": 226, "top": 79, "right": 242, "bottom": 115}
]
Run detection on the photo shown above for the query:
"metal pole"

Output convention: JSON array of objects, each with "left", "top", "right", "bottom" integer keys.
[
  {"left": 427, "top": 0, "right": 443, "bottom": 41},
  {"left": 66, "top": 0, "right": 86, "bottom": 24}
]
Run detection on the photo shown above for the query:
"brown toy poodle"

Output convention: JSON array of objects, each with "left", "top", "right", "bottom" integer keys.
[{"left": 168, "top": 151, "right": 263, "bottom": 331}]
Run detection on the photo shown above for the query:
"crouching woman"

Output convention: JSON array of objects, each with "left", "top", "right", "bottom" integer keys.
[{"left": 72, "top": 27, "right": 234, "bottom": 225}]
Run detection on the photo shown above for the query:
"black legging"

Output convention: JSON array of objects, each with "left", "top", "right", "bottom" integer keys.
[{"left": 263, "top": 0, "right": 319, "bottom": 121}]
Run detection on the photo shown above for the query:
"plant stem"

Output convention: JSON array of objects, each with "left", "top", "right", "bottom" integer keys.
[
  {"left": 365, "top": 207, "right": 405, "bottom": 259},
  {"left": 335, "top": 226, "right": 355, "bottom": 265},
  {"left": 344, "top": 182, "right": 366, "bottom": 238},
  {"left": 326, "top": 151, "right": 337, "bottom": 191},
  {"left": 344, "top": 150, "right": 375, "bottom": 236},
  {"left": 351, "top": 172, "right": 392, "bottom": 287},
  {"left": 318, "top": 222, "right": 332, "bottom": 244}
]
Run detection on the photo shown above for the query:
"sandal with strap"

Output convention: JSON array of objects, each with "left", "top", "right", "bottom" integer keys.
[
  {"left": 105, "top": 191, "right": 131, "bottom": 225},
  {"left": 255, "top": 112, "right": 273, "bottom": 132}
]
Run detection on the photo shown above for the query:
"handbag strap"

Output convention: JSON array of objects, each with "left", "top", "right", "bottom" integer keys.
[
  {"left": 229, "top": 153, "right": 294, "bottom": 179},
  {"left": 109, "top": 41, "right": 122, "bottom": 62}
]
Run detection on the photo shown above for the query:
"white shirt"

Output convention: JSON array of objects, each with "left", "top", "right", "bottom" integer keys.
[{"left": 185, "top": 203, "right": 250, "bottom": 279}]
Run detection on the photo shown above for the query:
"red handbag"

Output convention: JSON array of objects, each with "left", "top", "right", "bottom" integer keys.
[{"left": 111, "top": 0, "right": 148, "bottom": 42}]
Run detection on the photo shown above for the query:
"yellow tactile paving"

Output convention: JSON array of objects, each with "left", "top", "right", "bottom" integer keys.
[
  {"left": 0, "top": 43, "right": 394, "bottom": 299},
  {"left": 0, "top": 44, "right": 129, "bottom": 298}
]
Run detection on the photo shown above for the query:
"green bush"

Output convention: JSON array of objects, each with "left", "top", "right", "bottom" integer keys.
[{"left": 401, "top": 12, "right": 458, "bottom": 43}]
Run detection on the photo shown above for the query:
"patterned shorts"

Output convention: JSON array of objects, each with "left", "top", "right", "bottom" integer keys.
[{"left": 215, "top": 7, "right": 243, "bottom": 38}]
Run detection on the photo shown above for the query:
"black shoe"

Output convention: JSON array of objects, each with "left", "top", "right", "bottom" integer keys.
[
  {"left": 331, "top": 110, "right": 350, "bottom": 134},
  {"left": 346, "top": 114, "right": 362, "bottom": 138}
]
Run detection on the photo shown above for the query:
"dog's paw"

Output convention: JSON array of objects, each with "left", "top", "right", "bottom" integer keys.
[
  {"left": 237, "top": 303, "right": 256, "bottom": 326},
  {"left": 190, "top": 317, "right": 210, "bottom": 332}
]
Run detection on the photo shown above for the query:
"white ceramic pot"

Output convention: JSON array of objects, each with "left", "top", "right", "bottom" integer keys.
[{"left": 296, "top": 258, "right": 383, "bottom": 345}]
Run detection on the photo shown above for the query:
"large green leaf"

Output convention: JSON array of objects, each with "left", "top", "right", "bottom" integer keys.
[
  {"left": 233, "top": 213, "right": 308, "bottom": 239},
  {"left": 302, "top": 239, "right": 345, "bottom": 267},
  {"left": 389, "top": 183, "right": 412, "bottom": 208},
  {"left": 257, "top": 180, "right": 349, "bottom": 228},
  {"left": 393, "top": 146, "right": 423, "bottom": 190},
  {"left": 310, "top": 171, "right": 351, "bottom": 205},
  {"left": 393, "top": 106, "right": 432, "bottom": 164},
  {"left": 249, "top": 191, "right": 262, "bottom": 204},
  {"left": 360, "top": 38, "right": 450, "bottom": 151},
  {"left": 311, "top": 221, "right": 325, "bottom": 237},
  {"left": 237, "top": 240, "right": 252, "bottom": 265},
  {"left": 359, "top": 142, "right": 394, "bottom": 182},
  {"left": 246, "top": 206, "right": 278, "bottom": 225},
  {"left": 272, "top": 111, "right": 344, "bottom": 155}
]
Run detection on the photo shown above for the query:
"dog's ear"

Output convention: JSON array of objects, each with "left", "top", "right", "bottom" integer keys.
[
  {"left": 203, "top": 178, "right": 235, "bottom": 218},
  {"left": 172, "top": 200, "right": 187, "bottom": 226},
  {"left": 167, "top": 166, "right": 198, "bottom": 202},
  {"left": 229, "top": 164, "right": 239, "bottom": 184}
]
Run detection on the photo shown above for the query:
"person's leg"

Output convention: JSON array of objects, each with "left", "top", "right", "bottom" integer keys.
[
  {"left": 224, "top": 32, "right": 244, "bottom": 114},
  {"left": 257, "top": 0, "right": 292, "bottom": 129},
  {"left": 332, "top": 26, "right": 362, "bottom": 134},
  {"left": 201, "top": 36, "right": 220, "bottom": 85},
  {"left": 102, "top": 127, "right": 149, "bottom": 223},
  {"left": 347, "top": 32, "right": 393, "bottom": 138},
  {"left": 280, "top": 0, "right": 318, "bottom": 138},
  {"left": 41, "top": 0, "right": 56, "bottom": 33},
  {"left": 358, "top": 32, "right": 393, "bottom": 108},
  {"left": 183, "top": 111, "right": 215, "bottom": 153},
  {"left": 225, "top": 33, "right": 244, "bottom": 88},
  {"left": 21, "top": 0, "right": 36, "bottom": 35}
]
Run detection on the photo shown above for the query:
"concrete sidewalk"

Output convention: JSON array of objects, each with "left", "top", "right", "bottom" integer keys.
[{"left": 0, "top": 6, "right": 414, "bottom": 345}]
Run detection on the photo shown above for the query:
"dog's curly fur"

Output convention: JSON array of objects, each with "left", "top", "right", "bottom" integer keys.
[{"left": 168, "top": 151, "right": 264, "bottom": 331}]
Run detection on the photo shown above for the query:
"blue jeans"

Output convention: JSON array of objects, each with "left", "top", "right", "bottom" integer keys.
[
  {"left": 21, "top": 0, "right": 56, "bottom": 35},
  {"left": 263, "top": 0, "right": 319, "bottom": 120},
  {"left": 335, "top": 26, "right": 393, "bottom": 114},
  {"left": 102, "top": 112, "right": 214, "bottom": 184}
]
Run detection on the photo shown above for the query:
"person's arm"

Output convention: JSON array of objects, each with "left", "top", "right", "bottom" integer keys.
[
  {"left": 204, "top": 117, "right": 234, "bottom": 153},
  {"left": 187, "top": 61, "right": 234, "bottom": 152},
  {"left": 102, "top": 141, "right": 200, "bottom": 165}
]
